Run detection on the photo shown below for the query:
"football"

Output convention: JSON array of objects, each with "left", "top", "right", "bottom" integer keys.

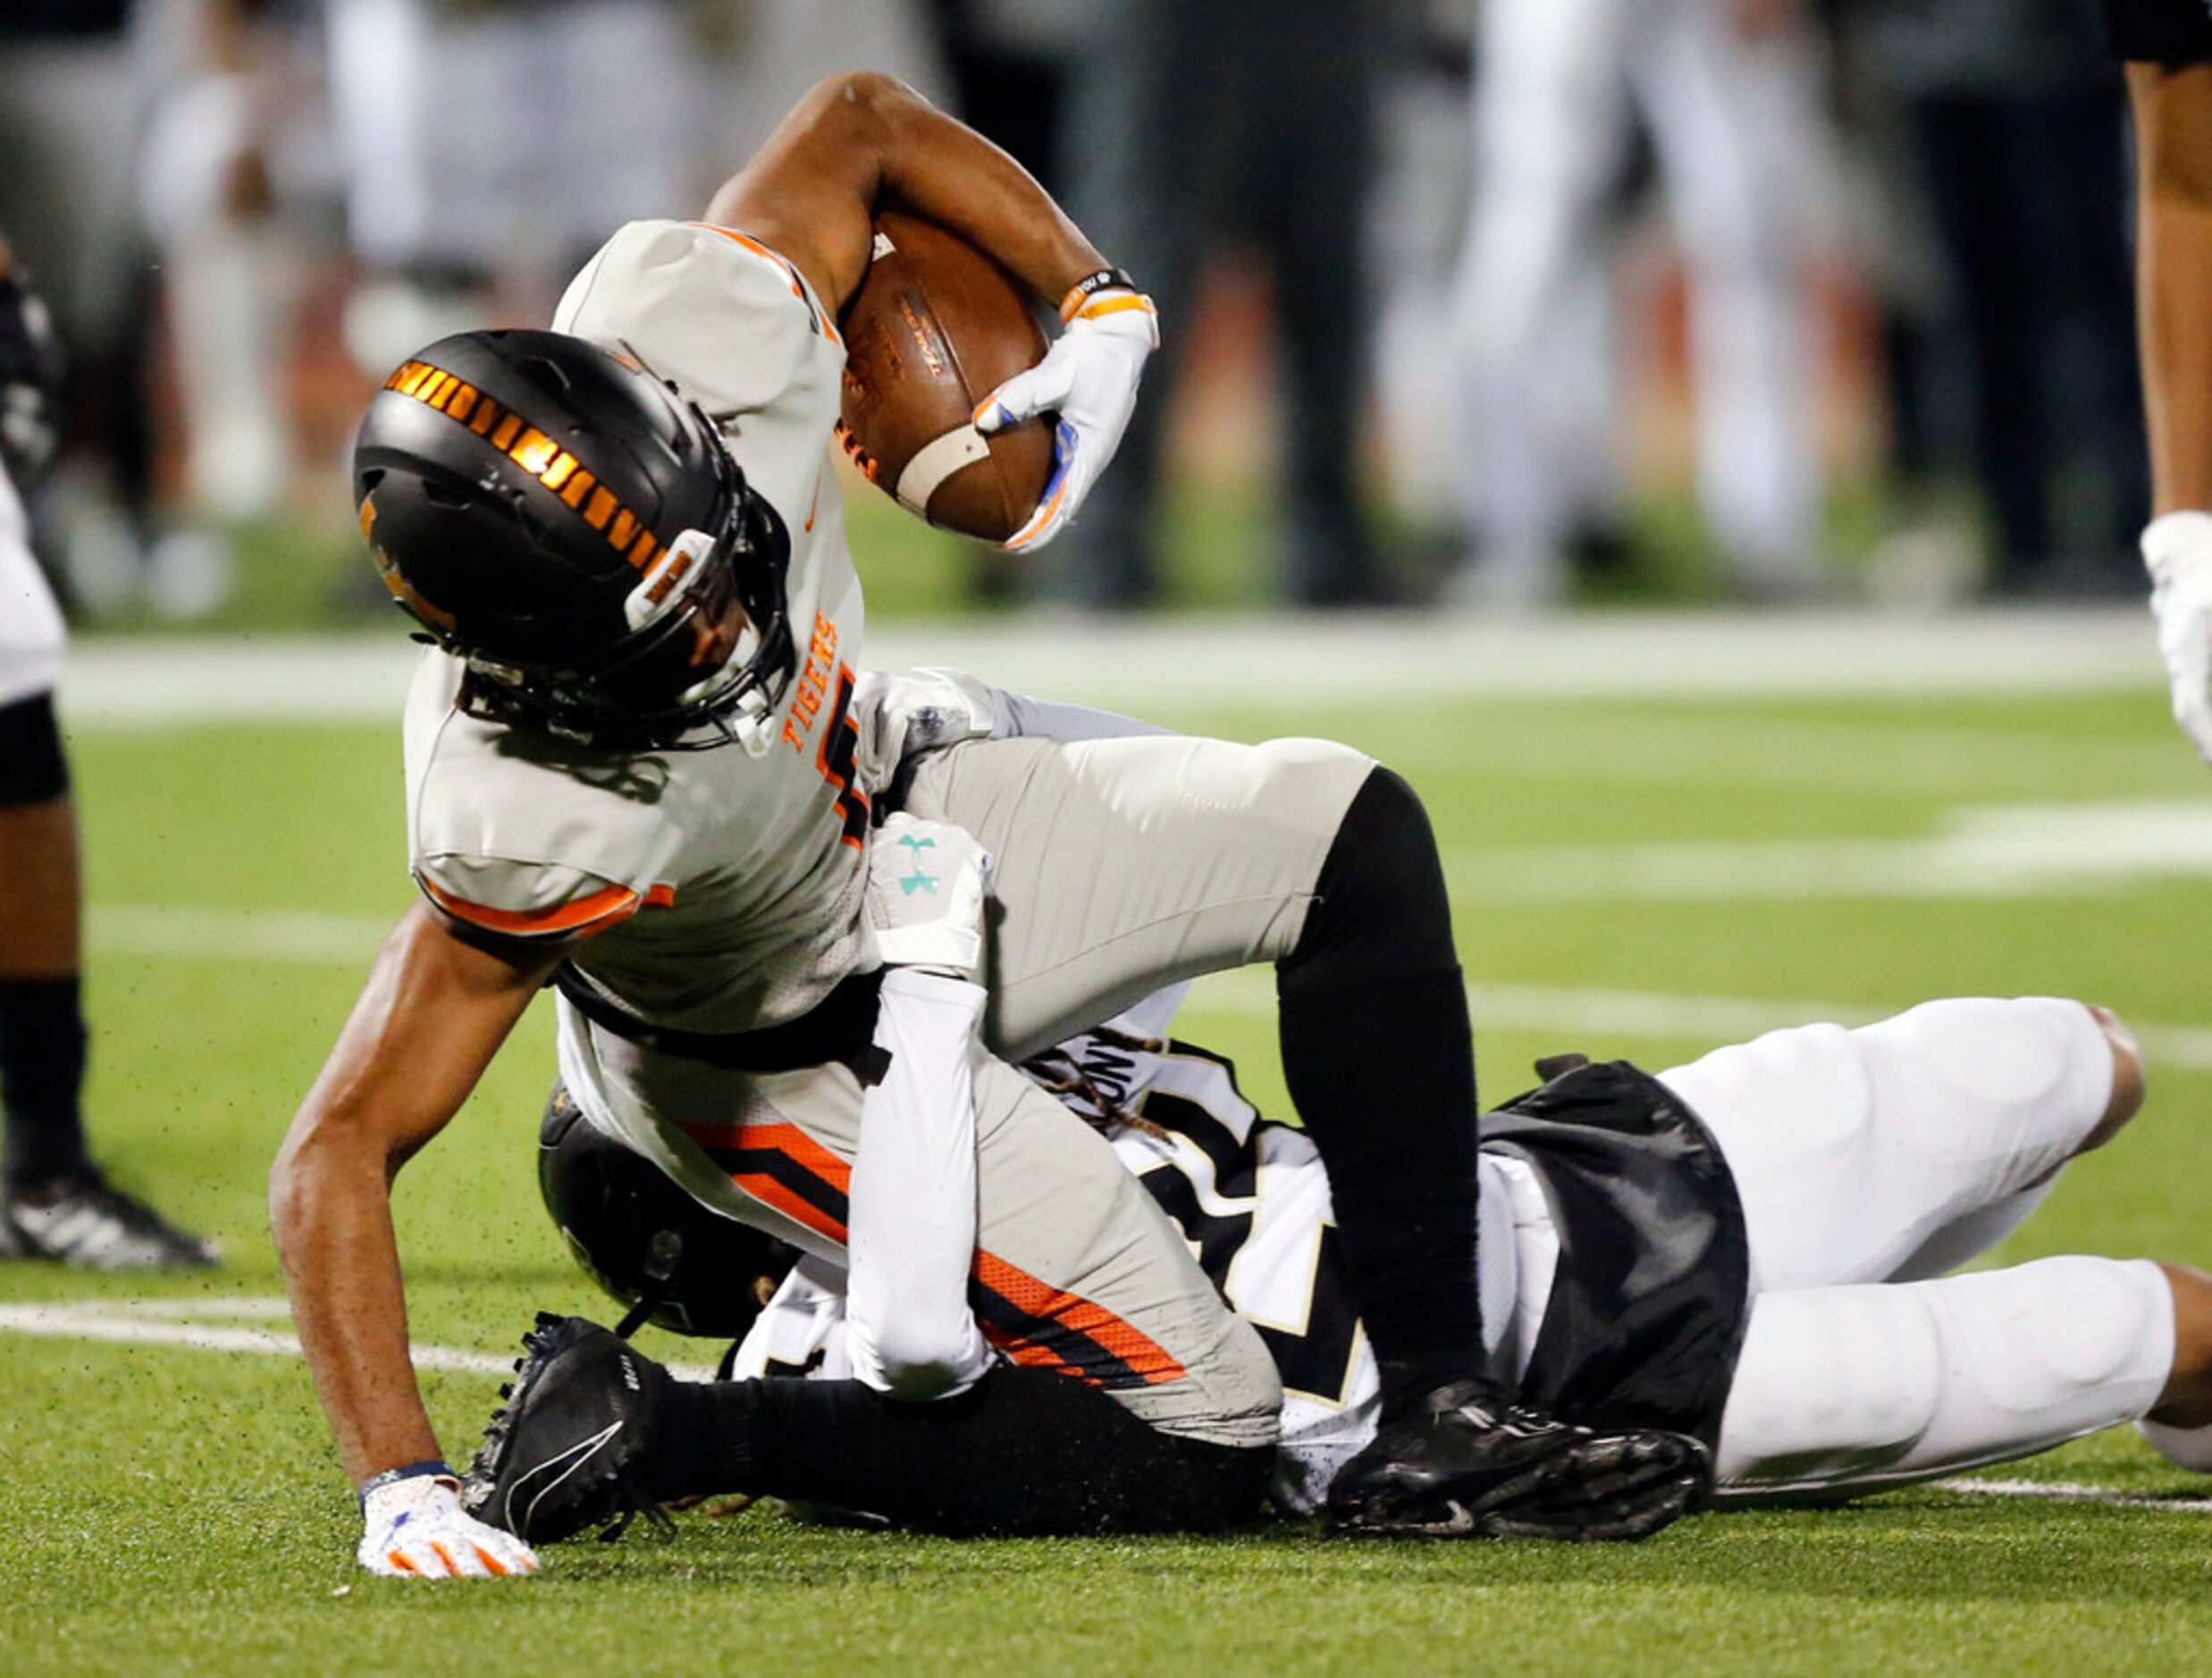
[{"left": 837, "top": 212, "right": 1052, "bottom": 542}]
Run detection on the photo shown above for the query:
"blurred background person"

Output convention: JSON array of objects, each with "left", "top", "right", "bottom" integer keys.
[
  {"left": 323, "top": 0, "right": 697, "bottom": 377},
  {"left": 0, "top": 0, "right": 175, "bottom": 617},
  {"left": 1857, "top": 0, "right": 2143, "bottom": 600},
  {"left": 1450, "top": 0, "right": 1834, "bottom": 609},
  {"left": 1045, "top": 0, "right": 1392, "bottom": 610},
  {"left": 139, "top": 0, "right": 327, "bottom": 543},
  {"left": 0, "top": 238, "right": 220, "bottom": 1268}
]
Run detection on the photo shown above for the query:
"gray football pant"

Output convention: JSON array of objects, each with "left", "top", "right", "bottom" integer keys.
[{"left": 563, "top": 731, "right": 1374, "bottom": 1448}]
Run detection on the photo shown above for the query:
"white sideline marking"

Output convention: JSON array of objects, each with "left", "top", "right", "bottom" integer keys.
[
  {"left": 1184, "top": 968, "right": 2212, "bottom": 1073},
  {"left": 87, "top": 904, "right": 390, "bottom": 966},
  {"left": 73, "top": 903, "right": 2212, "bottom": 1070},
  {"left": 80, "top": 801, "right": 2212, "bottom": 977},
  {"left": 1386, "top": 714, "right": 2197, "bottom": 798},
  {"left": 1448, "top": 800, "right": 2212, "bottom": 903},
  {"left": 0, "top": 1298, "right": 716, "bottom": 1381},
  {"left": 55, "top": 610, "right": 2165, "bottom": 729},
  {"left": 1933, "top": 1476, "right": 2212, "bottom": 1514}
]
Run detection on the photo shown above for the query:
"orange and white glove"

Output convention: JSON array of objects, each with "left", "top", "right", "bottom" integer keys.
[
  {"left": 357, "top": 1462, "right": 541, "bottom": 1580},
  {"left": 2142, "top": 511, "right": 2212, "bottom": 763},
  {"left": 974, "top": 269, "right": 1158, "bottom": 552}
]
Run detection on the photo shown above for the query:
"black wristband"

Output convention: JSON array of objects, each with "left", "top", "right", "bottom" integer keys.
[
  {"left": 1058, "top": 266, "right": 1140, "bottom": 322},
  {"left": 358, "top": 1459, "right": 457, "bottom": 1508}
]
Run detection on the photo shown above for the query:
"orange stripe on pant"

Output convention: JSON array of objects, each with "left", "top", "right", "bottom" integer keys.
[{"left": 698, "top": 1119, "right": 1185, "bottom": 1389}]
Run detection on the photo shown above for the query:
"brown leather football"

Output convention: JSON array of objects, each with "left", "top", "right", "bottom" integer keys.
[{"left": 837, "top": 212, "right": 1052, "bottom": 542}]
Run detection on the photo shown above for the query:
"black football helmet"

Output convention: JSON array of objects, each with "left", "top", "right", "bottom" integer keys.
[
  {"left": 351, "top": 328, "right": 794, "bottom": 749},
  {"left": 539, "top": 1080, "right": 798, "bottom": 1341}
]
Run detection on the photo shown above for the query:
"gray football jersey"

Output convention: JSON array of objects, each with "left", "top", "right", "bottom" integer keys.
[{"left": 404, "top": 220, "right": 874, "bottom": 1030}]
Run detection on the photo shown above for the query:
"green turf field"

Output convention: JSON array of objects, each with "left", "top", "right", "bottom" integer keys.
[{"left": 6, "top": 643, "right": 2212, "bottom": 1676}]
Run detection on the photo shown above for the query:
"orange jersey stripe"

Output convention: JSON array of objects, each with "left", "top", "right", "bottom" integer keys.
[
  {"left": 688, "top": 223, "right": 843, "bottom": 347},
  {"left": 419, "top": 877, "right": 641, "bottom": 939}
]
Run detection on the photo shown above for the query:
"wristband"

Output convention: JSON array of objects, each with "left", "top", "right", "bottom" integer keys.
[
  {"left": 358, "top": 1459, "right": 457, "bottom": 1508},
  {"left": 1058, "top": 266, "right": 1140, "bottom": 323}
]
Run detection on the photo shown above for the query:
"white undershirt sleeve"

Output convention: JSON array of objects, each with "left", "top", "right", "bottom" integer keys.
[{"left": 843, "top": 967, "right": 996, "bottom": 1401}]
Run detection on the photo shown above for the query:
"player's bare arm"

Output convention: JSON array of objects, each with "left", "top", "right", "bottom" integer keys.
[
  {"left": 2126, "top": 62, "right": 2212, "bottom": 760},
  {"left": 708, "top": 71, "right": 1157, "bottom": 550},
  {"left": 270, "top": 902, "right": 567, "bottom": 1484},
  {"left": 2129, "top": 63, "right": 2212, "bottom": 516},
  {"left": 704, "top": 71, "right": 1105, "bottom": 319}
]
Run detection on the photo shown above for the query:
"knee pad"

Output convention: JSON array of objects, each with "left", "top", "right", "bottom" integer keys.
[
  {"left": 1936, "top": 1256, "right": 2170, "bottom": 1401},
  {"left": 1868, "top": 998, "right": 2109, "bottom": 1139},
  {"left": 1717, "top": 1285, "right": 1946, "bottom": 1489},
  {"left": 0, "top": 692, "right": 67, "bottom": 807},
  {"left": 1282, "top": 764, "right": 1456, "bottom": 987}
]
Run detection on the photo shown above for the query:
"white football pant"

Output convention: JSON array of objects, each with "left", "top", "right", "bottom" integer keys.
[{"left": 1658, "top": 998, "right": 2176, "bottom": 1498}]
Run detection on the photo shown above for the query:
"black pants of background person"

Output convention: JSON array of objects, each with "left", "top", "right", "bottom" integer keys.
[
  {"left": 1907, "top": 87, "right": 2147, "bottom": 593},
  {"left": 1047, "top": 0, "right": 1390, "bottom": 610}
]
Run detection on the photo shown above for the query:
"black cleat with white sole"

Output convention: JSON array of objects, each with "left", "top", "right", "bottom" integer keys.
[
  {"left": 4, "top": 1170, "right": 221, "bottom": 1270},
  {"left": 1325, "top": 1380, "right": 1711, "bottom": 1542},
  {"left": 465, "top": 1313, "right": 674, "bottom": 1544}
]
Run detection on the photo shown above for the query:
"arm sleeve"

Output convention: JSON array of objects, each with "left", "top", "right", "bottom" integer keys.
[
  {"left": 843, "top": 968, "right": 996, "bottom": 1402},
  {"left": 2105, "top": 0, "right": 2212, "bottom": 62}
]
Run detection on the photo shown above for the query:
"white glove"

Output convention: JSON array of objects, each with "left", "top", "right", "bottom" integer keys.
[
  {"left": 974, "top": 277, "right": 1158, "bottom": 552},
  {"left": 866, "top": 812, "right": 992, "bottom": 980},
  {"left": 2142, "top": 510, "right": 2212, "bottom": 762},
  {"left": 849, "top": 667, "right": 998, "bottom": 799},
  {"left": 357, "top": 1464, "right": 541, "bottom": 1580}
]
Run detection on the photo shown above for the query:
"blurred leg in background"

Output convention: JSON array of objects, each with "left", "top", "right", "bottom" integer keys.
[
  {"left": 1052, "top": 0, "right": 1386, "bottom": 610},
  {"left": 1870, "top": 0, "right": 2144, "bottom": 596},
  {"left": 1636, "top": 0, "right": 1828, "bottom": 600},
  {"left": 326, "top": 0, "right": 692, "bottom": 376},
  {"left": 1451, "top": 0, "right": 1830, "bottom": 607},
  {"left": 0, "top": 250, "right": 219, "bottom": 1266},
  {"left": 0, "top": 3, "right": 168, "bottom": 618},
  {"left": 1451, "top": 0, "right": 1633, "bottom": 609}
]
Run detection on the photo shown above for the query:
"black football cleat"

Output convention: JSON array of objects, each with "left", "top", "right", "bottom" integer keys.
[
  {"left": 4, "top": 1170, "right": 221, "bottom": 1270},
  {"left": 465, "top": 1313, "right": 675, "bottom": 1544},
  {"left": 1325, "top": 1380, "right": 1711, "bottom": 1542}
]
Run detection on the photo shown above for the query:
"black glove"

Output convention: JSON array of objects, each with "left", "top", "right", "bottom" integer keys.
[
  {"left": 0, "top": 243, "right": 65, "bottom": 488},
  {"left": 1326, "top": 1378, "right": 1711, "bottom": 1542}
]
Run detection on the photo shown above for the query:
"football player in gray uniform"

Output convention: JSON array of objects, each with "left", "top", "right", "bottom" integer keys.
[
  {"left": 273, "top": 73, "right": 1704, "bottom": 1581},
  {"left": 533, "top": 984, "right": 2212, "bottom": 1529}
]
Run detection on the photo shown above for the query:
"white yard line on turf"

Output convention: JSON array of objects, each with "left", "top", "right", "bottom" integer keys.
[
  {"left": 56, "top": 609, "right": 2164, "bottom": 730},
  {"left": 1444, "top": 800, "right": 2212, "bottom": 903},
  {"left": 0, "top": 1298, "right": 718, "bottom": 1381},
  {"left": 1931, "top": 1477, "right": 2212, "bottom": 1514},
  {"left": 80, "top": 904, "right": 2212, "bottom": 1071},
  {"left": 0, "top": 1300, "right": 2200, "bottom": 1516}
]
